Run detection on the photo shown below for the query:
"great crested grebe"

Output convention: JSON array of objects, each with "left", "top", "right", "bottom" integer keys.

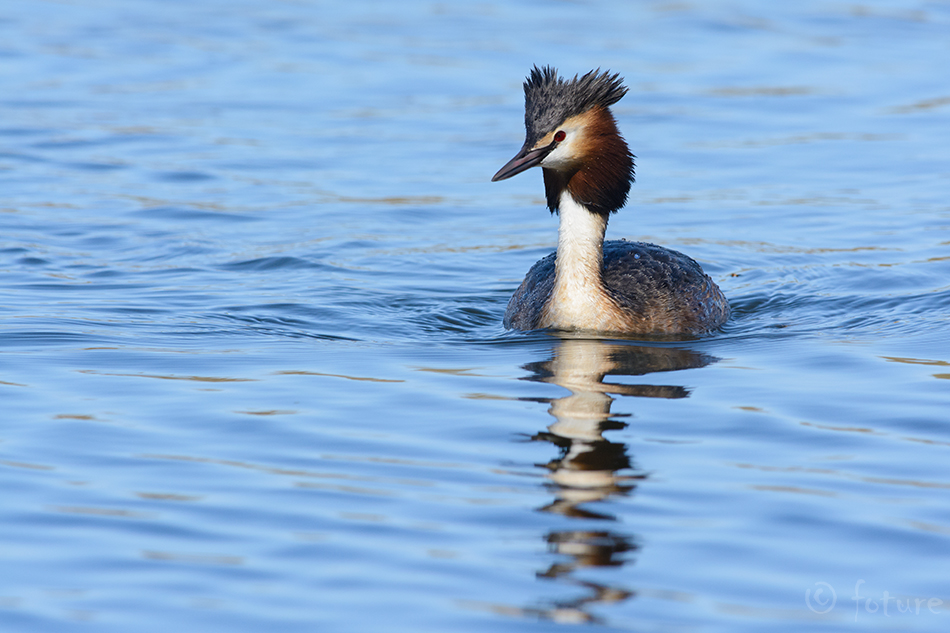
[{"left": 493, "top": 66, "right": 730, "bottom": 336}]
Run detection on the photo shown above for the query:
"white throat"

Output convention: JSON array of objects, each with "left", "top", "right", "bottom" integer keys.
[{"left": 541, "top": 191, "right": 617, "bottom": 330}]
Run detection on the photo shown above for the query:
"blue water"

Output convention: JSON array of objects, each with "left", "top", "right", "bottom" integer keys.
[{"left": 2, "top": 1, "right": 950, "bottom": 631}]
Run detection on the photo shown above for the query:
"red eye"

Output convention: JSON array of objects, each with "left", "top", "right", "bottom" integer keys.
[{"left": 554, "top": 130, "right": 566, "bottom": 143}]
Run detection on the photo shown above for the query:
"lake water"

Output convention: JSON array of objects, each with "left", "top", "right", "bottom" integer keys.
[{"left": 2, "top": 1, "right": 949, "bottom": 631}]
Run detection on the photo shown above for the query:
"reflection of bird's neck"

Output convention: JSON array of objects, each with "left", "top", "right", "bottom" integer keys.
[{"left": 546, "top": 337, "right": 613, "bottom": 441}]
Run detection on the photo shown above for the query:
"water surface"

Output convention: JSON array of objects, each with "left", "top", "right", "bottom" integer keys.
[{"left": 2, "top": 1, "right": 949, "bottom": 631}]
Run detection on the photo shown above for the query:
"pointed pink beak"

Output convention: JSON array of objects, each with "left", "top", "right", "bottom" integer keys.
[{"left": 491, "top": 142, "right": 556, "bottom": 181}]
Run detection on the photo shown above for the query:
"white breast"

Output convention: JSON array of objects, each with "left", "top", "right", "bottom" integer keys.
[{"left": 540, "top": 192, "right": 625, "bottom": 331}]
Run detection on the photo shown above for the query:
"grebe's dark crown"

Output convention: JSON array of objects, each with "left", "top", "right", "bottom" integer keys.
[{"left": 523, "top": 65, "right": 628, "bottom": 144}]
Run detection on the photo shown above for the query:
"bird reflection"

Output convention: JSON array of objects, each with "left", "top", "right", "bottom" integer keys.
[{"left": 518, "top": 336, "right": 715, "bottom": 624}]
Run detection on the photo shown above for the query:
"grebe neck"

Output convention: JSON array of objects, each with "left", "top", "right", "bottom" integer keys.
[
  {"left": 542, "top": 191, "right": 615, "bottom": 329},
  {"left": 555, "top": 191, "right": 606, "bottom": 288}
]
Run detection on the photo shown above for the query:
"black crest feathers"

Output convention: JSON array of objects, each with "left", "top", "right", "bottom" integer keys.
[{"left": 523, "top": 65, "right": 628, "bottom": 145}]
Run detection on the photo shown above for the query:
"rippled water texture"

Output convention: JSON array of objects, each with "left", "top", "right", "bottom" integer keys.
[{"left": 2, "top": 1, "right": 949, "bottom": 631}]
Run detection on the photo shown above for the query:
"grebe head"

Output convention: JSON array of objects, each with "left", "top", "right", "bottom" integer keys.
[{"left": 492, "top": 66, "right": 636, "bottom": 217}]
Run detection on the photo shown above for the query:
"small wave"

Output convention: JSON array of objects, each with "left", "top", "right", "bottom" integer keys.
[
  {"left": 221, "top": 256, "right": 336, "bottom": 272},
  {"left": 132, "top": 206, "right": 257, "bottom": 223},
  {"left": 151, "top": 170, "right": 215, "bottom": 183},
  {"left": 723, "top": 285, "right": 950, "bottom": 340}
]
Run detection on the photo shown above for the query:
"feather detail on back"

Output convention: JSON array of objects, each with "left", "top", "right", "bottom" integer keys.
[{"left": 504, "top": 240, "right": 729, "bottom": 335}]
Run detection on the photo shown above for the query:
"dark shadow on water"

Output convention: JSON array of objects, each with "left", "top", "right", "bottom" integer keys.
[{"left": 502, "top": 336, "right": 716, "bottom": 624}]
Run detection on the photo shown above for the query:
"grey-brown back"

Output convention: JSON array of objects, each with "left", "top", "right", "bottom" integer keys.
[{"left": 504, "top": 240, "right": 729, "bottom": 335}]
